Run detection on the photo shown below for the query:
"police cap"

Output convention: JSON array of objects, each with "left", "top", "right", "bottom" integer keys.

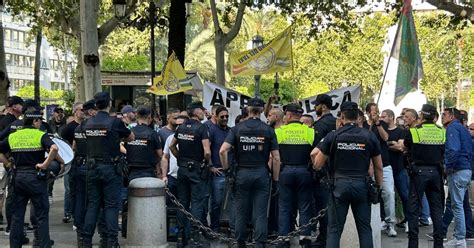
[
  {"left": 54, "top": 107, "right": 64, "bottom": 113},
  {"left": 215, "top": 105, "right": 228, "bottom": 116},
  {"left": 187, "top": 101, "right": 205, "bottom": 111},
  {"left": 22, "top": 99, "right": 43, "bottom": 113},
  {"left": 340, "top": 101, "right": 359, "bottom": 112},
  {"left": 247, "top": 97, "right": 265, "bottom": 107},
  {"left": 283, "top": 103, "right": 304, "bottom": 114},
  {"left": 24, "top": 109, "right": 43, "bottom": 120},
  {"left": 94, "top": 92, "right": 111, "bottom": 105},
  {"left": 83, "top": 99, "right": 96, "bottom": 111},
  {"left": 7, "top": 96, "right": 23, "bottom": 107},
  {"left": 420, "top": 104, "right": 436, "bottom": 117},
  {"left": 311, "top": 94, "right": 332, "bottom": 108},
  {"left": 121, "top": 105, "right": 136, "bottom": 114},
  {"left": 136, "top": 106, "right": 151, "bottom": 117}
]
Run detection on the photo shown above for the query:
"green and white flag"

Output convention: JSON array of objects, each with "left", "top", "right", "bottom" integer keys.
[{"left": 391, "top": 0, "right": 423, "bottom": 105}]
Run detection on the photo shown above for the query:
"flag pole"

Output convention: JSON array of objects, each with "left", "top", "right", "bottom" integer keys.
[{"left": 376, "top": 17, "right": 402, "bottom": 105}]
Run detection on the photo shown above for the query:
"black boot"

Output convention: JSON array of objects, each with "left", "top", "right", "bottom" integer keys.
[
  {"left": 76, "top": 232, "right": 84, "bottom": 248},
  {"left": 299, "top": 238, "right": 312, "bottom": 248}
]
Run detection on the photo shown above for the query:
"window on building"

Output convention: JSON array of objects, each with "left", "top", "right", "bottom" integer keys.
[
  {"left": 18, "top": 56, "right": 24, "bottom": 67},
  {"left": 4, "top": 29, "right": 11, "bottom": 47},
  {"left": 5, "top": 54, "right": 11, "bottom": 65},
  {"left": 12, "top": 55, "right": 19, "bottom": 66}
]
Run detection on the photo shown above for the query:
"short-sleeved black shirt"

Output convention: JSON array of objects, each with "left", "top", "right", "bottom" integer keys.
[
  {"left": 158, "top": 126, "right": 175, "bottom": 144},
  {"left": 0, "top": 127, "right": 55, "bottom": 168},
  {"left": 320, "top": 123, "right": 381, "bottom": 177},
  {"left": 174, "top": 119, "right": 209, "bottom": 162},
  {"left": 387, "top": 127, "right": 405, "bottom": 175},
  {"left": 84, "top": 111, "right": 131, "bottom": 158},
  {"left": 61, "top": 120, "right": 80, "bottom": 145},
  {"left": 0, "top": 113, "right": 17, "bottom": 132},
  {"left": 225, "top": 118, "right": 278, "bottom": 167},
  {"left": 126, "top": 124, "right": 162, "bottom": 165},
  {"left": 313, "top": 113, "right": 337, "bottom": 145},
  {"left": 363, "top": 120, "right": 390, "bottom": 166}
]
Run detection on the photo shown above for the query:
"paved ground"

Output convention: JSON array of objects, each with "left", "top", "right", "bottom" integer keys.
[{"left": 0, "top": 178, "right": 472, "bottom": 247}]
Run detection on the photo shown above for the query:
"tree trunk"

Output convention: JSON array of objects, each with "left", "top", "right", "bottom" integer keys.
[
  {"left": 34, "top": 31, "right": 42, "bottom": 103},
  {"left": 0, "top": 3, "right": 9, "bottom": 102},
  {"left": 75, "top": 40, "right": 85, "bottom": 102},
  {"left": 168, "top": 0, "right": 187, "bottom": 65},
  {"left": 80, "top": 0, "right": 101, "bottom": 101},
  {"left": 214, "top": 37, "right": 226, "bottom": 85},
  {"left": 167, "top": 0, "right": 188, "bottom": 109}
]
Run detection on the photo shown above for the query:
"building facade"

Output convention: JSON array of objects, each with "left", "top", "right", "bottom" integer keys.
[{"left": 2, "top": 10, "right": 76, "bottom": 95}]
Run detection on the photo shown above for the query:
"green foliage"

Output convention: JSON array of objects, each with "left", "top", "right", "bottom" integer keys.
[
  {"left": 16, "top": 86, "right": 71, "bottom": 109},
  {"left": 102, "top": 54, "right": 151, "bottom": 71}
]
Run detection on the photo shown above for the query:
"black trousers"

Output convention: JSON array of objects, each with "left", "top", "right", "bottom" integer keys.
[
  {"left": 407, "top": 166, "right": 444, "bottom": 248},
  {"left": 10, "top": 171, "right": 51, "bottom": 248}
]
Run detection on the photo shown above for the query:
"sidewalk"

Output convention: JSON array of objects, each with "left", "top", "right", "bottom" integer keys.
[{"left": 0, "top": 178, "right": 472, "bottom": 247}]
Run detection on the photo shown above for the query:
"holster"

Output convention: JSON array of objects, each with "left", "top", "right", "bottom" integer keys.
[
  {"left": 199, "top": 161, "right": 209, "bottom": 180},
  {"left": 86, "top": 159, "right": 97, "bottom": 170},
  {"left": 366, "top": 176, "right": 381, "bottom": 204},
  {"left": 115, "top": 155, "right": 128, "bottom": 177}
]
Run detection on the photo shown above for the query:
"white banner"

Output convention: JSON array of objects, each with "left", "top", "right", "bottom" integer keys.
[{"left": 203, "top": 82, "right": 361, "bottom": 126}]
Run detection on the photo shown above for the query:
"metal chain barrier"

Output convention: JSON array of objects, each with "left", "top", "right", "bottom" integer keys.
[{"left": 165, "top": 187, "right": 328, "bottom": 245}]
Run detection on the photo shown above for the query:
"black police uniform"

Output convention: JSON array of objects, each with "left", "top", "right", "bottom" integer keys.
[
  {"left": 318, "top": 102, "right": 381, "bottom": 248},
  {"left": 224, "top": 100, "right": 278, "bottom": 248},
  {"left": 404, "top": 105, "right": 445, "bottom": 248},
  {"left": 125, "top": 123, "right": 162, "bottom": 181},
  {"left": 174, "top": 114, "right": 209, "bottom": 244},
  {"left": 0, "top": 113, "right": 54, "bottom": 248},
  {"left": 311, "top": 95, "right": 336, "bottom": 247},
  {"left": 82, "top": 93, "right": 131, "bottom": 247}
]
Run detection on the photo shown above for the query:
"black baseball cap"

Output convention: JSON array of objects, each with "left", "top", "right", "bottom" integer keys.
[
  {"left": 420, "top": 104, "right": 436, "bottom": 117},
  {"left": 187, "top": 101, "right": 205, "bottom": 111},
  {"left": 247, "top": 97, "right": 265, "bottom": 107},
  {"left": 215, "top": 105, "right": 228, "bottom": 116},
  {"left": 311, "top": 94, "right": 332, "bottom": 108},
  {"left": 54, "top": 107, "right": 64, "bottom": 113},
  {"left": 83, "top": 99, "right": 96, "bottom": 111},
  {"left": 22, "top": 99, "right": 43, "bottom": 113},
  {"left": 340, "top": 101, "right": 359, "bottom": 112},
  {"left": 7, "top": 96, "right": 23, "bottom": 107},
  {"left": 283, "top": 103, "right": 304, "bottom": 114},
  {"left": 94, "top": 92, "right": 111, "bottom": 105}
]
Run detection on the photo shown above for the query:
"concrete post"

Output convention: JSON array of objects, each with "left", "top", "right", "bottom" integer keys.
[
  {"left": 340, "top": 203, "right": 381, "bottom": 248},
  {"left": 126, "top": 177, "right": 166, "bottom": 247}
]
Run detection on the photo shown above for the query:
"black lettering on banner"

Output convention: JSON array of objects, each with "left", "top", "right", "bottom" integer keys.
[
  {"left": 210, "top": 88, "right": 225, "bottom": 106},
  {"left": 302, "top": 99, "right": 312, "bottom": 113},
  {"left": 330, "top": 94, "right": 339, "bottom": 110},
  {"left": 240, "top": 95, "right": 250, "bottom": 109},
  {"left": 227, "top": 91, "right": 238, "bottom": 108},
  {"left": 342, "top": 90, "right": 352, "bottom": 103}
]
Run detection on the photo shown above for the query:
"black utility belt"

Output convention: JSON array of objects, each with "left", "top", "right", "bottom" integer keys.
[
  {"left": 128, "top": 165, "right": 154, "bottom": 169},
  {"left": 15, "top": 167, "right": 36, "bottom": 173},
  {"left": 282, "top": 164, "right": 308, "bottom": 168},
  {"left": 238, "top": 165, "right": 266, "bottom": 169},
  {"left": 88, "top": 157, "right": 116, "bottom": 163},
  {"left": 178, "top": 160, "right": 202, "bottom": 169}
]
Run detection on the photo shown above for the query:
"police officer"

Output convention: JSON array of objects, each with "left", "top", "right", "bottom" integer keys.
[
  {"left": 312, "top": 101, "right": 383, "bottom": 248},
  {"left": 125, "top": 106, "right": 163, "bottom": 181},
  {"left": 311, "top": 93, "right": 337, "bottom": 247},
  {"left": 404, "top": 104, "right": 445, "bottom": 248},
  {"left": 0, "top": 109, "right": 58, "bottom": 248},
  {"left": 219, "top": 97, "right": 281, "bottom": 248},
  {"left": 169, "top": 101, "right": 211, "bottom": 247},
  {"left": 275, "top": 103, "right": 315, "bottom": 247},
  {"left": 81, "top": 92, "right": 134, "bottom": 248},
  {"left": 71, "top": 99, "right": 96, "bottom": 246}
]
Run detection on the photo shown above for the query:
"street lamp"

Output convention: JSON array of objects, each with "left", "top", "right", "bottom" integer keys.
[
  {"left": 252, "top": 34, "right": 264, "bottom": 98},
  {"left": 113, "top": 0, "right": 163, "bottom": 113}
]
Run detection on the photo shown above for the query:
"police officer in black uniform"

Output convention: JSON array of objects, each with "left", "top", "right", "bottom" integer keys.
[
  {"left": 404, "top": 104, "right": 445, "bottom": 248},
  {"left": 311, "top": 93, "right": 337, "bottom": 247},
  {"left": 125, "top": 106, "right": 163, "bottom": 181},
  {"left": 169, "top": 101, "right": 211, "bottom": 247},
  {"left": 0, "top": 109, "right": 58, "bottom": 248},
  {"left": 313, "top": 101, "right": 383, "bottom": 248},
  {"left": 81, "top": 92, "right": 134, "bottom": 248},
  {"left": 219, "top": 97, "right": 281, "bottom": 248},
  {"left": 71, "top": 99, "right": 96, "bottom": 246}
]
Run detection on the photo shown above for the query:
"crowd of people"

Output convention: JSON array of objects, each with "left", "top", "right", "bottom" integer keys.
[{"left": 0, "top": 92, "right": 472, "bottom": 248}]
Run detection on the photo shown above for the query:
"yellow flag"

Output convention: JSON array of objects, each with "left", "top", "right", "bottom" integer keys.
[
  {"left": 229, "top": 26, "right": 292, "bottom": 77},
  {"left": 146, "top": 52, "right": 192, "bottom": 95}
]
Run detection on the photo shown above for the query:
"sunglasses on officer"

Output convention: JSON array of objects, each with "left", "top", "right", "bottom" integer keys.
[{"left": 219, "top": 115, "right": 229, "bottom": 120}]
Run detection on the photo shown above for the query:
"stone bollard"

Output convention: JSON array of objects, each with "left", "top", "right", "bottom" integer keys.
[
  {"left": 126, "top": 177, "right": 167, "bottom": 247},
  {"left": 340, "top": 203, "right": 381, "bottom": 248}
]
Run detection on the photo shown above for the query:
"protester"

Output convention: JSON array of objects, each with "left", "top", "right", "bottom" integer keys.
[{"left": 48, "top": 107, "right": 66, "bottom": 135}]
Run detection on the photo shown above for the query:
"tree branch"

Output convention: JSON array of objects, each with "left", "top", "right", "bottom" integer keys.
[
  {"left": 224, "top": 0, "right": 247, "bottom": 44},
  {"left": 209, "top": 0, "right": 222, "bottom": 35},
  {"left": 425, "top": 0, "right": 473, "bottom": 21},
  {"left": 97, "top": 0, "right": 139, "bottom": 45}
]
